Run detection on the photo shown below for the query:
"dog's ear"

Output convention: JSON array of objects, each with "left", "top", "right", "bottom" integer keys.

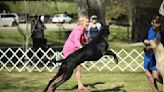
[
  {"left": 100, "top": 22, "right": 109, "bottom": 28},
  {"left": 100, "top": 22, "right": 104, "bottom": 27},
  {"left": 100, "top": 22, "right": 108, "bottom": 26}
]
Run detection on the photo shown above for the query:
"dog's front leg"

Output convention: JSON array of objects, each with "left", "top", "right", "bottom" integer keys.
[{"left": 104, "top": 50, "right": 118, "bottom": 64}]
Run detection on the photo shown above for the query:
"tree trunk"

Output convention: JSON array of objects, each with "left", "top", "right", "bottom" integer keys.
[
  {"left": 159, "top": 0, "right": 164, "bottom": 45},
  {"left": 159, "top": 0, "right": 164, "bottom": 16},
  {"left": 75, "top": 0, "right": 88, "bottom": 17},
  {"left": 130, "top": 0, "right": 162, "bottom": 42},
  {"left": 0, "top": 2, "right": 10, "bottom": 12},
  {"left": 75, "top": 0, "right": 106, "bottom": 24}
]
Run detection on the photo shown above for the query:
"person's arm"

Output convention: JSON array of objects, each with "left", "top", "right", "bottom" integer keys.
[
  {"left": 82, "top": 31, "right": 90, "bottom": 44},
  {"left": 87, "top": 23, "right": 91, "bottom": 36},
  {"left": 31, "top": 21, "right": 35, "bottom": 33},
  {"left": 88, "top": 23, "right": 91, "bottom": 30},
  {"left": 144, "top": 40, "right": 150, "bottom": 45},
  {"left": 144, "top": 27, "right": 154, "bottom": 45},
  {"left": 97, "top": 23, "right": 101, "bottom": 31},
  {"left": 41, "top": 22, "right": 46, "bottom": 30},
  {"left": 74, "top": 27, "right": 84, "bottom": 48}
]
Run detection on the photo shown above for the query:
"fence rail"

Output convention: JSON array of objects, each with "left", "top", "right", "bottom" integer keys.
[{"left": 0, "top": 48, "right": 144, "bottom": 72}]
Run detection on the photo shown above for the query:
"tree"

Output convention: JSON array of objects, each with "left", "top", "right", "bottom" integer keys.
[
  {"left": 159, "top": 0, "right": 164, "bottom": 16},
  {"left": 0, "top": 2, "right": 10, "bottom": 13},
  {"left": 159, "top": 0, "right": 164, "bottom": 45},
  {"left": 129, "top": 0, "right": 162, "bottom": 42},
  {"left": 75, "top": 0, "right": 106, "bottom": 24}
]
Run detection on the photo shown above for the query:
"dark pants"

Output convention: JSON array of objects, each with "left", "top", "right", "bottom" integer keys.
[{"left": 32, "top": 38, "right": 47, "bottom": 51}]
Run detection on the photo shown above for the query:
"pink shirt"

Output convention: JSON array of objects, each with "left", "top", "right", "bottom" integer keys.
[{"left": 63, "top": 25, "right": 88, "bottom": 58}]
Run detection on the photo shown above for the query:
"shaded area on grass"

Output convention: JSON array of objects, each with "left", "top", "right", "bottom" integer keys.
[
  {"left": 0, "top": 70, "right": 163, "bottom": 92},
  {"left": 62, "top": 82, "right": 106, "bottom": 90},
  {"left": 62, "top": 82, "right": 126, "bottom": 92},
  {"left": 91, "top": 85, "right": 125, "bottom": 92}
]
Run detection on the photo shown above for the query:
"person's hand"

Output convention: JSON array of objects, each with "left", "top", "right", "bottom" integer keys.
[
  {"left": 144, "top": 40, "right": 150, "bottom": 45},
  {"left": 80, "top": 45, "right": 83, "bottom": 49}
]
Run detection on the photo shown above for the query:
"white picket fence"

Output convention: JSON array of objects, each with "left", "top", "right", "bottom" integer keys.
[{"left": 0, "top": 48, "right": 144, "bottom": 72}]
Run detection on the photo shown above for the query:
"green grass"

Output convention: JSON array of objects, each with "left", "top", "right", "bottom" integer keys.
[
  {"left": 0, "top": 29, "right": 67, "bottom": 46},
  {"left": 0, "top": 70, "right": 163, "bottom": 92},
  {"left": 0, "top": 30, "right": 25, "bottom": 46},
  {"left": 44, "top": 30, "right": 67, "bottom": 45},
  {"left": 0, "top": 26, "right": 140, "bottom": 49},
  {"left": 109, "top": 27, "right": 131, "bottom": 42}
]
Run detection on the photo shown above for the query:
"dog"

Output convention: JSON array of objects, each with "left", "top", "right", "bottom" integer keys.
[
  {"left": 149, "top": 39, "right": 164, "bottom": 91},
  {"left": 44, "top": 25, "right": 118, "bottom": 92}
]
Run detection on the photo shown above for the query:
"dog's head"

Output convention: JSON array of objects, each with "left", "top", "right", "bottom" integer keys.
[
  {"left": 100, "top": 24, "right": 110, "bottom": 35},
  {"left": 150, "top": 39, "right": 164, "bottom": 50},
  {"left": 149, "top": 39, "right": 158, "bottom": 49},
  {"left": 150, "top": 39, "right": 161, "bottom": 49},
  {"left": 144, "top": 40, "right": 157, "bottom": 54}
]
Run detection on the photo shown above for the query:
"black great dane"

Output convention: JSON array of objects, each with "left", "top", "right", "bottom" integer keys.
[{"left": 44, "top": 25, "right": 118, "bottom": 92}]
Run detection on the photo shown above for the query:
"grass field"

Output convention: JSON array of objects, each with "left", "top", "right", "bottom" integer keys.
[
  {"left": 0, "top": 29, "right": 67, "bottom": 46},
  {"left": 0, "top": 70, "right": 163, "bottom": 92},
  {"left": 0, "top": 26, "right": 132, "bottom": 47}
]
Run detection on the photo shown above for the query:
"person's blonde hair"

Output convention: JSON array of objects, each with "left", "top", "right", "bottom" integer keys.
[{"left": 78, "top": 16, "right": 88, "bottom": 25}]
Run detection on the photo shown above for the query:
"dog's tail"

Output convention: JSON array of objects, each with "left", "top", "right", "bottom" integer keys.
[
  {"left": 50, "top": 59, "right": 64, "bottom": 64},
  {"left": 114, "top": 56, "right": 119, "bottom": 65}
]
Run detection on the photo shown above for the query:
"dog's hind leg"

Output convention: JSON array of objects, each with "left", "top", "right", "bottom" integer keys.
[
  {"left": 52, "top": 77, "right": 67, "bottom": 92},
  {"left": 105, "top": 50, "right": 118, "bottom": 64},
  {"left": 52, "top": 68, "right": 74, "bottom": 92},
  {"left": 43, "top": 73, "right": 63, "bottom": 92},
  {"left": 44, "top": 63, "right": 74, "bottom": 92},
  {"left": 50, "top": 75, "right": 64, "bottom": 92},
  {"left": 44, "top": 64, "right": 67, "bottom": 92}
]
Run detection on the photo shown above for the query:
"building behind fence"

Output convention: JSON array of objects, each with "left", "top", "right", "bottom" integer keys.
[{"left": 0, "top": 48, "right": 144, "bottom": 72}]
